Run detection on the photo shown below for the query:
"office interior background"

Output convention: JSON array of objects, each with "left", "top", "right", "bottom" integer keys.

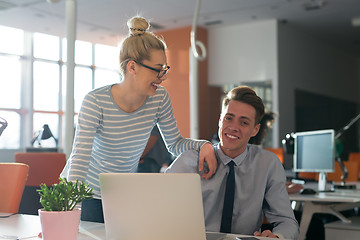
[{"left": 0, "top": 0, "right": 359, "bottom": 169}]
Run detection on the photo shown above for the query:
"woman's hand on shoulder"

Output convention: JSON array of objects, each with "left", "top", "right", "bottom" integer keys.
[{"left": 199, "top": 143, "right": 217, "bottom": 180}]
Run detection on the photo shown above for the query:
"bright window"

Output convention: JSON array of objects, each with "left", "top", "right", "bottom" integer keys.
[
  {"left": 0, "top": 55, "right": 22, "bottom": 109},
  {"left": 63, "top": 39, "right": 93, "bottom": 65},
  {"left": 74, "top": 66, "right": 93, "bottom": 113},
  {"left": 75, "top": 41, "right": 93, "bottom": 65},
  {"left": 33, "top": 61, "right": 60, "bottom": 111},
  {"left": 0, "top": 25, "right": 24, "bottom": 55},
  {"left": 0, "top": 24, "right": 120, "bottom": 150},
  {"left": 34, "top": 33, "right": 60, "bottom": 61},
  {"left": 95, "top": 44, "right": 119, "bottom": 69},
  {"left": 94, "top": 69, "right": 120, "bottom": 89},
  {"left": 0, "top": 111, "right": 20, "bottom": 148}
]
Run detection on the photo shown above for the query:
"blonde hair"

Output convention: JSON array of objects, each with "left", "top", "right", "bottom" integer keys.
[{"left": 119, "top": 16, "right": 167, "bottom": 76}]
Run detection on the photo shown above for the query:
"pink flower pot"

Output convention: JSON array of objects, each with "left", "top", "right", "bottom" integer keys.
[{"left": 38, "top": 208, "right": 81, "bottom": 240}]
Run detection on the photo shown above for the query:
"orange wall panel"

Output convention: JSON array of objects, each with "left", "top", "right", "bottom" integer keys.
[{"left": 158, "top": 26, "right": 210, "bottom": 139}]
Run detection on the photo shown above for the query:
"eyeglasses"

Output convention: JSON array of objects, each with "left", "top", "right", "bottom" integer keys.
[{"left": 134, "top": 61, "right": 170, "bottom": 78}]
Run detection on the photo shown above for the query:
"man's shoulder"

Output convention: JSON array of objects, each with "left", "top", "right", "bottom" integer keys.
[
  {"left": 181, "top": 149, "right": 199, "bottom": 157},
  {"left": 247, "top": 144, "right": 271, "bottom": 156},
  {"left": 247, "top": 144, "right": 281, "bottom": 164},
  {"left": 175, "top": 150, "right": 199, "bottom": 165},
  {"left": 165, "top": 150, "right": 199, "bottom": 173}
]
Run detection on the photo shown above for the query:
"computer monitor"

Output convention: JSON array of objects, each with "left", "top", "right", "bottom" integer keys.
[{"left": 293, "top": 129, "right": 335, "bottom": 191}]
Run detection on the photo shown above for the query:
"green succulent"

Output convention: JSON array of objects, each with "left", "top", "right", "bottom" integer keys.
[{"left": 37, "top": 178, "right": 94, "bottom": 211}]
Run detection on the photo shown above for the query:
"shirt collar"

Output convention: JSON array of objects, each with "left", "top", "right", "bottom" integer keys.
[{"left": 214, "top": 143, "right": 249, "bottom": 167}]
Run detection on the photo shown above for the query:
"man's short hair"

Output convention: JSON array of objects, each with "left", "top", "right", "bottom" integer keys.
[{"left": 222, "top": 86, "right": 265, "bottom": 125}]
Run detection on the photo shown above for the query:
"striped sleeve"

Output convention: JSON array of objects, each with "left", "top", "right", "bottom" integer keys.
[
  {"left": 157, "top": 89, "right": 209, "bottom": 156},
  {"left": 62, "top": 90, "right": 102, "bottom": 182}
]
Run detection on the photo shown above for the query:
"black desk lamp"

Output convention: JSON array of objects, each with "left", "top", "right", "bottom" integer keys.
[
  {"left": 333, "top": 113, "right": 360, "bottom": 189},
  {"left": 31, "top": 124, "right": 58, "bottom": 147},
  {"left": 282, "top": 132, "right": 295, "bottom": 155},
  {"left": 0, "top": 116, "right": 8, "bottom": 136}
]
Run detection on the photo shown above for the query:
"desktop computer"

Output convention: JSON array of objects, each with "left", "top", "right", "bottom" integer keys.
[{"left": 293, "top": 129, "right": 335, "bottom": 191}]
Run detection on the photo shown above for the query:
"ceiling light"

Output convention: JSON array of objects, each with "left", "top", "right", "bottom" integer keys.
[
  {"left": 204, "top": 20, "right": 222, "bottom": 26},
  {"left": 352, "top": 17, "right": 360, "bottom": 27},
  {"left": 47, "top": 0, "right": 61, "bottom": 3},
  {"left": 302, "top": 0, "right": 327, "bottom": 11},
  {"left": 150, "top": 23, "right": 164, "bottom": 30}
]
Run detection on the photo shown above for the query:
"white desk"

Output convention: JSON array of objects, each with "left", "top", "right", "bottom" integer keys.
[
  {"left": 0, "top": 213, "right": 280, "bottom": 240},
  {"left": 0, "top": 213, "right": 105, "bottom": 240},
  {"left": 289, "top": 182, "right": 360, "bottom": 240}
]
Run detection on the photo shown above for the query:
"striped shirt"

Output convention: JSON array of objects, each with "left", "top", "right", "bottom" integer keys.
[{"left": 61, "top": 84, "right": 207, "bottom": 198}]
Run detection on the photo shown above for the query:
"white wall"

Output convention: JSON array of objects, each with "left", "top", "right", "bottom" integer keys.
[{"left": 208, "top": 20, "right": 278, "bottom": 85}]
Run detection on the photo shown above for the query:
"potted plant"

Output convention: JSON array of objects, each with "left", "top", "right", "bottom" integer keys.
[{"left": 37, "top": 178, "right": 94, "bottom": 240}]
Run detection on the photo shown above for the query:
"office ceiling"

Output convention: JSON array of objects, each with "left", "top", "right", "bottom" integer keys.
[{"left": 0, "top": 0, "right": 359, "bottom": 54}]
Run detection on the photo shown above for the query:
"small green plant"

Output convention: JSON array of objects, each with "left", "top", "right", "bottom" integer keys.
[{"left": 37, "top": 178, "right": 94, "bottom": 211}]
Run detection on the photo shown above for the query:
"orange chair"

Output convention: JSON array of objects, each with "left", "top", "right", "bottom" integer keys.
[
  {"left": 14, "top": 152, "right": 67, "bottom": 214},
  {"left": 0, "top": 163, "right": 29, "bottom": 213},
  {"left": 327, "top": 160, "right": 359, "bottom": 182},
  {"left": 15, "top": 152, "right": 66, "bottom": 186},
  {"left": 297, "top": 172, "right": 318, "bottom": 180},
  {"left": 348, "top": 152, "right": 360, "bottom": 179},
  {"left": 265, "top": 147, "right": 284, "bottom": 164},
  {"left": 297, "top": 160, "right": 359, "bottom": 182},
  {"left": 348, "top": 152, "right": 360, "bottom": 163}
]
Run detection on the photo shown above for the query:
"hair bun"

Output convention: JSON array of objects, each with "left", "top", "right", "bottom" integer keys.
[{"left": 127, "top": 16, "right": 150, "bottom": 36}]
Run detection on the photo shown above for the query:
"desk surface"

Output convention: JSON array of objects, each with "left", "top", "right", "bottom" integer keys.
[
  {"left": 0, "top": 213, "right": 280, "bottom": 240},
  {"left": 289, "top": 181, "right": 360, "bottom": 202},
  {"left": 288, "top": 182, "right": 360, "bottom": 240},
  {"left": 0, "top": 213, "right": 105, "bottom": 240},
  {"left": 289, "top": 190, "right": 360, "bottom": 202}
]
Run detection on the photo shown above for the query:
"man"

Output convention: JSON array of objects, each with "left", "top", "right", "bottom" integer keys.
[{"left": 166, "top": 86, "right": 299, "bottom": 239}]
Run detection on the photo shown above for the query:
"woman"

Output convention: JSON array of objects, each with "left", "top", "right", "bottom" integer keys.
[{"left": 60, "top": 16, "right": 216, "bottom": 222}]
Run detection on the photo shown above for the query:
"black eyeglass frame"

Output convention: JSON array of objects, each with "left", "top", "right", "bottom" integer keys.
[{"left": 134, "top": 61, "right": 170, "bottom": 78}]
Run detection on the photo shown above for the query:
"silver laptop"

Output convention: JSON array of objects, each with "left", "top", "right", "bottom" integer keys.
[{"left": 100, "top": 173, "right": 208, "bottom": 240}]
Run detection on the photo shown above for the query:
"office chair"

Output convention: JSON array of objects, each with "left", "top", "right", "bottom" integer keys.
[
  {"left": 349, "top": 153, "right": 360, "bottom": 162},
  {"left": 297, "top": 172, "right": 318, "bottom": 180},
  {"left": 0, "top": 163, "right": 29, "bottom": 213},
  {"left": 349, "top": 153, "right": 360, "bottom": 180},
  {"left": 14, "top": 152, "right": 66, "bottom": 214},
  {"left": 327, "top": 160, "right": 359, "bottom": 182}
]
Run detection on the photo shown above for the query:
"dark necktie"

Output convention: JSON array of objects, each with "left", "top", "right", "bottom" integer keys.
[{"left": 220, "top": 160, "right": 235, "bottom": 233}]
